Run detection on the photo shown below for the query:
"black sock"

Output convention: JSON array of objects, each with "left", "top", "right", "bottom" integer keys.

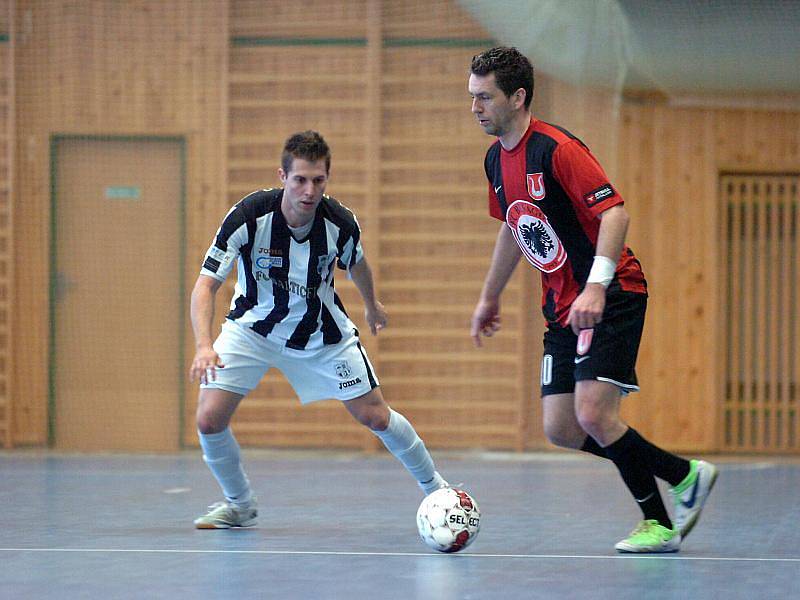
[
  {"left": 580, "top": 435, "right": 607, "bottom": 458},
  {"left": 582, "top": 430, "right": 691, "bottom": 488},
  {"left": 626, "top": 428, "right": 691, "bottom": 487},
  {"left": 604, "top": 428, "right": 672, "bottom": 529}
]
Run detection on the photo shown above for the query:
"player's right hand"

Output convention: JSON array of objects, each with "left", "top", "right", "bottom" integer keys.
[
  {"left": 470, "top": 299, "right": 501, "bottom": 347},
  {"left": 189, "top": 347, "right": 224, "bottom": 384}
]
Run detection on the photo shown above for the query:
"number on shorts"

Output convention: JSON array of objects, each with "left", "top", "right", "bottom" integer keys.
[{"left": 541, "top": 354, "right": 553, "bottom": 387}]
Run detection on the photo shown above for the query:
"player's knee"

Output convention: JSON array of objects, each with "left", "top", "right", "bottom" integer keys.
[
  {"left": 575, "top": 405, "right": 606, "bottom": 439},
  {"left": 543, "top": 421, "right": 579, "bottom": 449},
  {"left": 544, "top": 432, "right": 573, "bottom": 449},
  {"left": 355, "top": 403, "right": 390, "bottom": 430},
  {"left": 358, "top": 407, "right": 389, "bottom": 431},
  {"left": 346, "top": 391, "right": 390, "bottom": 430},
  {"left": 196, "top": 409, "right": 227, "bottom": 435}
]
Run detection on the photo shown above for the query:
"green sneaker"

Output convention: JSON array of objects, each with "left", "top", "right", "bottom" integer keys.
[
  {"left": 670, "top": 459, "right": 718, "bottom": 539},
  {"left": 194, "top": 498, "right": 258, "bottom": 529},
  {"left": 615, "top": 520, "right": 681, "bottom": 553}
]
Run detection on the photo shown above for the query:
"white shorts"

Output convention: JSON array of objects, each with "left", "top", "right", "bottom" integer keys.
[{"left": 201, "top": 320, "right": 379, "bottom": 403}]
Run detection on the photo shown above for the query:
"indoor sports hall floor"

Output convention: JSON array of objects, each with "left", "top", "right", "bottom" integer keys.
[{"left": 1, "top": 449, "right": 798, "bottom": 599}]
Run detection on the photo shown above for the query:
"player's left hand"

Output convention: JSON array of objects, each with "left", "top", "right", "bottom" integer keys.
[
  {"left": 566, "top": 284, "right": 606, "bottom": 335},
  {"left": 365, "top": 300, "right": 388, "bottom": 335}
]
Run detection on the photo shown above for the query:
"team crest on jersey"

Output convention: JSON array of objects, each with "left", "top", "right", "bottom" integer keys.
[
  {"left": 506, "top": 199, "right": 566, "bottom": 273},
  {"left": 527, "top": 172, "right": 546, "bottom": 201},
  {"left": 334, "top": 361, "right": 352, "bottom": 379}
]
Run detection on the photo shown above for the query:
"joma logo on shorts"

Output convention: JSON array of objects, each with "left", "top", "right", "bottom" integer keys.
[{"left": 338, "top": 377, "right": 362, "bottom": 390}]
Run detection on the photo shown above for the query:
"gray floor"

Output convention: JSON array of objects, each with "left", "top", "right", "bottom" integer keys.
[{"left": 1, "top": 449, "right": 798, "bottom": 599}]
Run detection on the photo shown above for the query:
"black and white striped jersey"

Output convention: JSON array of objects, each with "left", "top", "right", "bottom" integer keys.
[{"left": 200, "top": 188, "right": 364, "bottom": 351}]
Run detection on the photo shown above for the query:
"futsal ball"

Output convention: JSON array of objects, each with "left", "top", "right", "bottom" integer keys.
[{"left": 416, "top": 487, "right": 481, "bottom": 553}]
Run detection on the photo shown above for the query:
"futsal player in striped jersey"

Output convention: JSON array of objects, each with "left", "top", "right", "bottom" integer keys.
[
  {"left": 467, "top": 47, "right": 717, "bottom": 552},
  {"left": 189, "top": 130, "right": 447, "bottom": 529}
]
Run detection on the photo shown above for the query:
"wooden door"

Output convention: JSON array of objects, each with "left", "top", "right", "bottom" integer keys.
[{"left": 52, "top": 137, "right": 184, "bottom": 451}]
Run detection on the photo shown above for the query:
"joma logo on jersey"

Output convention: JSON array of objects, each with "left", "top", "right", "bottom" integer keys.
[
  {"left": 258, "top": 247, "right": 283, "bottom": 256},
  {"left": 527, "top": 172, "right": 546, "bottom": 201},
  {"left": 338, "top": 377, "right": 362, "bottom": 390}
]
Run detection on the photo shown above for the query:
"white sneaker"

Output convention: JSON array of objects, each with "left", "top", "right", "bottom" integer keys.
[
  {"left": 670, "top": 460, "right": 718, "bottom": 538},
  {"left": 194, "top": 498, "right": 258, "bottom": 529},
  {"left": 420, "top": 472, "right": 448, "bottom": 495}
]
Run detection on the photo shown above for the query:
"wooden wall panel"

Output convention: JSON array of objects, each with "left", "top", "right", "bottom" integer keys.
[
  {"left": 223, "top": 0, "right": 538, "bottom": 451},
  {"left": 536, "top": 77, "right": 622, "bottom": 179},
  {"left": 379, "top": 40, "right": 538, "bottom": 451},
  {"left": 13, "top": 0, "right": 228, "bottom": 446},
  {"left": 381, "top": 0, "right": 488, "bottom": 39},
  {"left": 226, "top": 5, "right": 373, "bottom": 449},
  {"left": 9, "top": 0, "right": 799, "bottom": 453},
  {"left": 616, "top": 104, "right": 800, "bottom": 452},
  {"left": 231, "top": 0, "right": 367, "bottom": 38},
  {"left": 0, "top": 0, "right": 12, "bottom": 447}
]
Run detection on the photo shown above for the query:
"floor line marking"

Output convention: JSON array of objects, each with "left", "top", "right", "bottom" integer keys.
[{"left": 1, "top": 548, "right": 798, "bottom": 562}]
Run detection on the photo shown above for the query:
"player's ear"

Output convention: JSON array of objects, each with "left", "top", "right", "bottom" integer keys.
[
  {"left": 513, "top": 88, "right": 526, "bottom": 109},
  {"left": 278, "top": 167, "right": 287, "bottom": 183}
]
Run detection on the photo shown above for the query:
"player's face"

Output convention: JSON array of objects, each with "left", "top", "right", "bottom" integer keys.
[
  {"left": 279, "top": 157, "right": 329, "bottom": 227},
  {"left": 468, "top": 72, "right": 517, "bottom": 137}
]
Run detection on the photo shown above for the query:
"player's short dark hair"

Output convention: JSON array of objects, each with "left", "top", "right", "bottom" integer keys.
[
  {"left": 281, "top": 130, "right": 331, "bottom": 173},
  {"left": 470, "top": 46, "right": 534, "bottom": 110}
]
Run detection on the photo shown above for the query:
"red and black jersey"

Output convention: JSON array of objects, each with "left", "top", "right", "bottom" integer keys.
[{"left": 484, "top": 118, "right": 647, "bottom": 326}]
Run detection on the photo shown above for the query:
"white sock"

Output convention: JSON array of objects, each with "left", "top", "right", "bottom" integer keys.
[
  {"left": 372, "top": 409, "right": 444, "bottom": 493},
  {"left": 198, "top": 428, "right": 253, "bottom": 507}
]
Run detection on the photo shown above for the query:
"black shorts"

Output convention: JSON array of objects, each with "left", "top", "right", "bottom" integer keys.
[{"left": 540, "top": 292, "right": 647, "bottom": 396}]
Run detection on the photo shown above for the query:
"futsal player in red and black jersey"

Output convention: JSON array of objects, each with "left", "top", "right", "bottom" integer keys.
[{"left": 468, "top": 47, "right": 718, "bottom": 553}]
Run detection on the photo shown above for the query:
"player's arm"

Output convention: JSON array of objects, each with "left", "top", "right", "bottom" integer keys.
[
  {"left": 470, "top": 223, "right": 522, "bottom": 347},
  {"left": 349, "top": 257, "right": 387, "bottom": 336},
  {"left": 566, "top": 204, "right": 629, "bottom": 333},
  {"left": 551, "top": 140, "right": 630, "bottom": 334},
  {"left": 189, "top": 274, "right": 225, "bottom": 383}
]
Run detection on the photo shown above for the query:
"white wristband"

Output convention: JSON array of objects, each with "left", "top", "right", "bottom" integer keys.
[{"left": 586, "top": 255, "right": 616, "bottom": 288}]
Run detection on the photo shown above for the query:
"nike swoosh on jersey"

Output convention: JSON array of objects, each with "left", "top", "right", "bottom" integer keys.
[
  {"left": 574, "top": 355, "right": 591, "bottom": 364},
  {"left": 494, "top": 185, "right": 502, "bottom": 194}
]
